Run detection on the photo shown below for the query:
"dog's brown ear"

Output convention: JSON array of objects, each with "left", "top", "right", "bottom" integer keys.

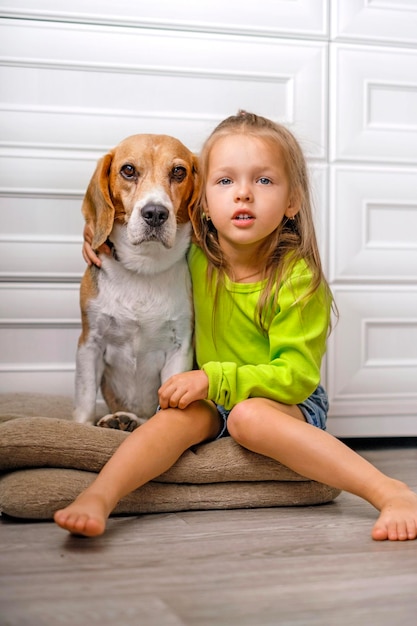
[
  {"left": 82, "top": 153, "right": 115, "bottom": 249},
  {"left": 177, "top": 154, "right": 200, "bottom": 224}
]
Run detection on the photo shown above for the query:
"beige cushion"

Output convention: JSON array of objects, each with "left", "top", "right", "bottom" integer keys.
[{"left": 0, "top": 393, "right": 340, "bottom": 519}]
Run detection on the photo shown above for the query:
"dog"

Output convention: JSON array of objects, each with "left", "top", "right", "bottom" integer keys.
[{"left": 73, "top": 134, "right": 199, "bottom": 431}]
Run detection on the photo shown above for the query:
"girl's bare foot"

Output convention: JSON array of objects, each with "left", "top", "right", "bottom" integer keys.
[
  {"left": 53, "top": 492, "right": 110, "bottom": 537},
  {"left": 371, "top": 482, "right": 417, "bottom": 541}
]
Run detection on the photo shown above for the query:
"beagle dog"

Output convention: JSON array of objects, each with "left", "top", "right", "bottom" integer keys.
[{"left": 73, "top": 134, "right": 199, "bottom": 430}]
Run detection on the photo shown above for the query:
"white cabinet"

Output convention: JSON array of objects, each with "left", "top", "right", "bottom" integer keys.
[
  {"left": 0, "top": 0, "right": 416, "bottom": 436},
  {"left": 327, "top": 1, "right": 417, "bottom": 436}
]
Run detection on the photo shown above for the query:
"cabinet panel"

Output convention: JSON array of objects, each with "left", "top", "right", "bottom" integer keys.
[
  {"left": 327, "top": 287, "right": 417, "bottom": 426},
  {"left": 0, "top": 20, "right": 328, "bottom": 158},
  {"left": 0, "top": 284, "right": 80, "bottom": 394},
  {"left": 0, "top": 155, "right": 88, "bottom": 280},
  {"left": 0, "top": 370, "right": 76, "bottom": 395},
  {"left": 0, "top": 284, "right": 80, "bottom": 320},
  {"left": 329, "top": 167, "right": 417, "bottom": 282},
  {"left": 332, "top": 0, "right": 417, "bottom": 45},
  {"left": 0, "top": 325, "right": 79, "bottom": 366},
  {"left": 0, "top": 190, "right": 86, "bottom": 281},
  {"left": 330, "top": 44, "right": 417, "bottom": 163},
  {"left": 0, "top": 0, "right": 329, "bottom": 37}
]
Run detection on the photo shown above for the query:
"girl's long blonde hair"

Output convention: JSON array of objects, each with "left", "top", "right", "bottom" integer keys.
[{"left": 190, "top": 111, "right": 333, "bottom": 332}]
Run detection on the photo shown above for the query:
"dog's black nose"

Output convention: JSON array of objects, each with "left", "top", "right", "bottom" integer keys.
[{"left": 141, "top": 204, "right": 169, "bottom": 227}]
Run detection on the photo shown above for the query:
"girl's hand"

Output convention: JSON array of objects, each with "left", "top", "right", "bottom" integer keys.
[
  {"left": 82, "top": 224, "right": 111, "bottom": 267},
  {"left": 158, "top": 370, "right": 209, "bottom": 409}
]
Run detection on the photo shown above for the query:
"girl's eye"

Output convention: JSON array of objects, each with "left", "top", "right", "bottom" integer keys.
[
  {"left": 258, "top": 177, "right": 271, "bottom": 185},
  {"left": 218, "top": 178, "right": 232, "bottom": 185}
]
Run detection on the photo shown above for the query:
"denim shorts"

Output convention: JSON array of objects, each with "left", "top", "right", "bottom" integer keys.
[{"left": 215, "top": 384, "right": 328, "bottom": 439}]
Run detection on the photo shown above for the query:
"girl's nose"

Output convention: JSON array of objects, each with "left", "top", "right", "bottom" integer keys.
[{"left": 235, "top": 185, "right": 252, "bottom": 202}]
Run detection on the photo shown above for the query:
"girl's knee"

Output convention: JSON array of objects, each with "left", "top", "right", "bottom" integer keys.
[
  {"left": 156, "top": 401, "right": 220, "bottom": 445},
  {"left": 227, "top": 399, "right": 263, "bottom": 446}
]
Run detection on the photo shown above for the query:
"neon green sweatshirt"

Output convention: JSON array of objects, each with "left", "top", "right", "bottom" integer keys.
[{"left": 188, "top": 243, "right": 331, "bottom": 410}]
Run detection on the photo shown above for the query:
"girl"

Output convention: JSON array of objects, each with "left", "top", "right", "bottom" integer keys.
[{"left": 54, "top": 112, "right": 417, "bottom": 540}]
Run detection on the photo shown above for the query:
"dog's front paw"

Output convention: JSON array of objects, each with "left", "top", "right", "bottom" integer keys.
[{"left": 96, "top": 412, "right": 145, "bottom": 432}]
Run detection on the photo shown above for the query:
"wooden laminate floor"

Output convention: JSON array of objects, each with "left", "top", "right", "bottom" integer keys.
[{"left": 1, "top": 441, "right": 416, "bottom": 626}]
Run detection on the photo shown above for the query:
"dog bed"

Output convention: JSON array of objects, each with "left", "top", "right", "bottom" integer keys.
[{"left": 0, "top": 393, "right": 340, "bottom": 519}]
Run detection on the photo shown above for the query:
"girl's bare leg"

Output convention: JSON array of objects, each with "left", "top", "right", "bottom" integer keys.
[
  {"left": 227, "top": 399, "right": 417, "bottom": 541},
  {"left": 54, "top": 401, "right": 221, "bottom": 537}
]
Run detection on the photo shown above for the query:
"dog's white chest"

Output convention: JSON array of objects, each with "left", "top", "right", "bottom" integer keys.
[{"left": 89, "top": 257, "right": 191, "bottom": 357}]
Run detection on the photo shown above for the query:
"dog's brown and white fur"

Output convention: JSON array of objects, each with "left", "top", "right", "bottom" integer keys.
[{"left": 73, "top": 134, "right": 199, "bottom": 430}]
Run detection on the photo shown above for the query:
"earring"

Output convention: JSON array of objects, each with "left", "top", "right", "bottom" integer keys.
[
  {"left": 203, "top": 212, "right": 211, "bottom": 222},
  {"left": 286, "top": 215, "right": 298, "bottom": 232}
]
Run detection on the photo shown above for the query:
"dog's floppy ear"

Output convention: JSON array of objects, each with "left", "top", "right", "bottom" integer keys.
[
  {"left": 82, "top": 152, "right": 115, "bottom": 250},
  {"left": 177, "top": 154, "right": 200, "bottom": 224}
]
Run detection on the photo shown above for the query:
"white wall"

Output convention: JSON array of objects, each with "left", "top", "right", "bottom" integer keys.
[{"left": 1, "top": 0, "right": 416, "bottom": 436}]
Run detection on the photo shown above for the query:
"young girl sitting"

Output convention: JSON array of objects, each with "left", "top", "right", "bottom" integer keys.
[{"left": 54, "top": 112, "right": 417, "bottom": 540}]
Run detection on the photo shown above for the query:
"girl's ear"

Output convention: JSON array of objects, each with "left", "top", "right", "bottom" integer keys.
[{"left": 285, "top": 188, "right": 301, "bottom": 219}]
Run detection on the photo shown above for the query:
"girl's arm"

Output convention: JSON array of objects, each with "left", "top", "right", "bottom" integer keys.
[
  {"left": 82, "top": 224, "right": 111, "bottom": 267},
  {"left": 201, "top": 272, "right": 331, "bottom": 410}
]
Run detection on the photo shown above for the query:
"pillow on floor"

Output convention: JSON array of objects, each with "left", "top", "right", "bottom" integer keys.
[{"left": 0, "top": 393, "right": 340, "bottom": 519}]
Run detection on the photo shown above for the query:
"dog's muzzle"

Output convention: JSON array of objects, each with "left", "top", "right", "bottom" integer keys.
[{"left": 141, "top": 204, "right": 169, "bottom": 228}]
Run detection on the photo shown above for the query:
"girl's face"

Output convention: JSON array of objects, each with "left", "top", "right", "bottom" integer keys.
[{"left": 205, "top": 134, "right": 298, "bottom": 256}]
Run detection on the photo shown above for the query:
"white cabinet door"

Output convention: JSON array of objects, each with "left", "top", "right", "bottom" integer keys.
[
  {"left": 327, "top": 286, "right": 417, "bottom": 437},
  {"left": 0, "top": 284, "right": 80, "bottom": 393},
  {"left": 329, "top": 167, "right": 417, "bottom": 283},
  {"left": 332, "top": 0, "right": 417, "bottom": 45},
  {"left": 0, "top": 0, "right": 329, "bottom": 37},
  {"left": 330, "top": 44, "right": 417, "bottom": 163}
]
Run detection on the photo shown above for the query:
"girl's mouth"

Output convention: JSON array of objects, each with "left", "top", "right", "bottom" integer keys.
[{"left": 232, "top": 211, "right": 255, "bottom": 222}]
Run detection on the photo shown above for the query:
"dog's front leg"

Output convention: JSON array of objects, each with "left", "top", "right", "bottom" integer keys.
[
  {"left": 160, "top": 339, "right": 193, "bottom": 384},
  {"left": 73, "top": 339, "right": 105, "bottom": 424}
]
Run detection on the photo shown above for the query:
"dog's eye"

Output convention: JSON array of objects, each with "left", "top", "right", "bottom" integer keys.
[
  {"left": 171, "top": 166, "right": 187, "bottom": 182},
  {"left": 120, "top": 164, "right": 137, "bottom": 180}
]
